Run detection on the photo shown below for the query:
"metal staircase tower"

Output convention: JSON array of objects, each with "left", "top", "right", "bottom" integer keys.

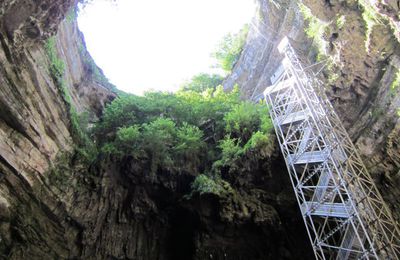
[{"left": 263, "top": 37, "right": 400, "bottom": 259}]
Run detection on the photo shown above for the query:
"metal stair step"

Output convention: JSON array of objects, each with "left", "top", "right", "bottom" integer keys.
[
  {"left": 274, "top": 110, "right": 309, "bottom": 125},
  {"left": 288, "top": 150, "right": 326, "bottom": 164},
  {"left": 301, "top": 202, "right": 352, "bottom": 218},
  {"left": 264, "top": 77, "right": 295, "bottom": 96}
]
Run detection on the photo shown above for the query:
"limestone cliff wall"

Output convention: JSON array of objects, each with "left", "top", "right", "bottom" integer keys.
[
  {"left": 0, "top": 1, "right": 115, "bottom": 257},
  {"left": 226, "top": 0, "right": 400, "bottom": 220}
]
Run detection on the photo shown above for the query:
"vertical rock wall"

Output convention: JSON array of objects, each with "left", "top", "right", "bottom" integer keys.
[{"left": 0, "top": 1, "right": 115, "bottom": 257}]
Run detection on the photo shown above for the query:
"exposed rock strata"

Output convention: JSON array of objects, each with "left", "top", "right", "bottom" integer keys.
[{"left": 0, "top": 1, "right": 116, "bottom": 258}]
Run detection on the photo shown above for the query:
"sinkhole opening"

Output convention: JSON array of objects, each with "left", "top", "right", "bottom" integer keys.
[{"left": 77, "top": 0, "right": 256, "bottom": 95}]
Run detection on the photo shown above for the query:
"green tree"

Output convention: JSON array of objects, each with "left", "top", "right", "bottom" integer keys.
[
  {"left": 212, "top": 24, "right": 249, "bottom": 72},
  {"left": 174, "top": 123, "right": 205, "bottom": 170},
  {"left": 142, "top": 118, "right": 177, "bottom": 173},
  {"left": 181, "top": 73, "right": 224, "bottom": 92},
  {"left": 217, "top": 137, "right": 244, "bottom": 168},
  {"left": 94, "top": 95, "right": 142, "bottom": 140}
]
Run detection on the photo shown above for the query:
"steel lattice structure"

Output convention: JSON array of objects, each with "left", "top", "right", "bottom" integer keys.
[{"left": 263, "top": 37, "right": 400, "bottom": 259}]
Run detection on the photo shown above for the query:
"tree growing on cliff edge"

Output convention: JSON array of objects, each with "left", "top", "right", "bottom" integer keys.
[
  {"left": 212, "top": 24, "right": 249, "bottom": 73},
  {"left": 180, "top": 73, "right": 224, "bottom": 93}
]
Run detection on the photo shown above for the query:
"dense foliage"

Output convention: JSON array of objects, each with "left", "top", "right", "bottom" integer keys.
[
  {"left": 190, "top": 174, "right": 233, "bottom": 196},
  {"left": 92, "top": 77, "right": 274, "bottom": 193},
  {"left": 180, "top": 73, "right": 224, "bottom": 93}
]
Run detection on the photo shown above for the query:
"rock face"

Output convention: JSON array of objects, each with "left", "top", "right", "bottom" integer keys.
[
  {"left": 59, "top": 154, "right": 312, "bottom": 259},
  {"left": 226, "top": 0, "right": 400, "bottom": 220},
  {"left": 0, "top": 0, "right": 75, "bottom": 48},
  {"left": 0, "top": 0, "right": 399, "bottom": 259},
  {"left": 0, "top": 1, "right": 116, "bottom": 258}
]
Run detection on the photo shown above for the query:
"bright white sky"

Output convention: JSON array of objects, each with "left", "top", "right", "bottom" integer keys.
[{"left": 77, "top": 0, "right": 256, "bottom": 95}]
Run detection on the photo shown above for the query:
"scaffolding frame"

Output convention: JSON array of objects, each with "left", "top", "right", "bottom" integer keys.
[{"left": 263, "top": 37, "right": 400, "bottom": 259}]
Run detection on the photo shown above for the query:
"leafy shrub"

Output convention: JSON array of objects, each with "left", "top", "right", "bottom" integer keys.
[
  {"left": 174, "top": 123, "right": 205, "bottom": 168},
  {"left": 94, "top": 95, "right": 141, "bottom": 138},
  {"left": 112, "top": 125, "right": 141, "bottom": 157},
  {"left": 71, "top": 110, "right": 98, "bottom": 163},
  {"left": 243, "top": 131, "right": 273, "bottom": 157},
  {"left": 212, "top": 101, "right": 273, "bottom": 171},
  {"left": 96, "top": 86, "right": 242, "bottom": 143},
  {"left": 117, "top": 125, "right": 141, "bottom": 143},
  {"left": 142, "top": 118, "right": 176, "bottom": 159},
  {"left": 224, "top": 102, "right": 270, "bottom": 142},
  {"left": 101, "top": 142, "right": 120, "bottom": 156},
  {"left": 218, "top": 137, "right": 244, "bottom": 164},
  {"left": 260, "top": 114, "right": 273, "bottom": 133},
  {"left": 190, "top": 174, "right": 232, "bottom": 196}
]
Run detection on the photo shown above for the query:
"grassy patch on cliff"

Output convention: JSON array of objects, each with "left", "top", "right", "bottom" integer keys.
[
  {"left": 358, "top": 0, "right": 400, "bottom": 50},
  {"left": 45, "top": 36, "right": 97, "bottom": 164},
  {"left": 298, "top": 3, "right": 340, "bottom": 84},
  {"left": 66, "top": 7, "right": 77, "bottom": 23},
  {"left": 299, "top": 3, "right": 329, "bottom": 62},
  {"left": 358, "top": 0, "right": 381, "bottom": 52},
  {"left": 391, "top": 69, "right": 400, "bottom": 93},
  {"left": 45, "top": 37, "right": 65, "bottom": 84}
]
